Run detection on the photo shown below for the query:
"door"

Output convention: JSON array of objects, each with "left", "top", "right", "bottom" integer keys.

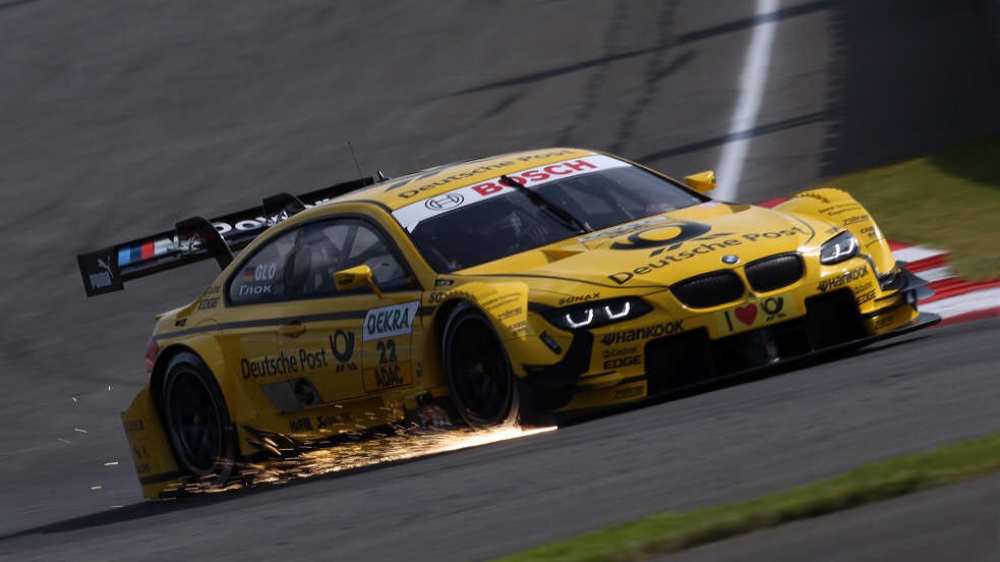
[
  {"left": 273, "top": 218, "right": 423, "bottom": 410},
  {"left": 219, "top": 227, "right": 305, "bottom": 415}
]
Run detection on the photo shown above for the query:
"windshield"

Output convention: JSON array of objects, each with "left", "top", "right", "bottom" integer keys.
[{"left": 400, "top": 157, "right": 705, "bottom": 272}]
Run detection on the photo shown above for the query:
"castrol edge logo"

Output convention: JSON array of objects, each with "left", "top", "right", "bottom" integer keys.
[{"left": 391, "top": 155, "right": 630, "bottom": 232}]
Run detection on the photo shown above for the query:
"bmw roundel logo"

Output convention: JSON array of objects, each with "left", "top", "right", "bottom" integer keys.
[
  {"left": 424, "top": 193, "right": 464, "bottom": 211},
  {"left": 722, "top": 254, "right": 740, "bottom": 264}
]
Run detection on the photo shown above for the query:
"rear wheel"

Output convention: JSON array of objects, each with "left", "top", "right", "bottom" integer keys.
[
  {"left": 443, "top": 303, "right": 519, "bottom": 428},
  {"left": 161, "top": 352, "right": 236, "bottom": 484}
]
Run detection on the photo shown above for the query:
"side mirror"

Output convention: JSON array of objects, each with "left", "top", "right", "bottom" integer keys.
[
  {"left": 333, "top": 265, "right": 383, "bottom": 298},
  {"left": 684, "top": 171, "right": 716, "bottom": 194}
]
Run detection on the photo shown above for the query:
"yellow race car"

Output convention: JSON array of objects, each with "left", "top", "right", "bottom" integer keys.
[{"left": 77, "top": 148, "right": 937, "bottom": 499}]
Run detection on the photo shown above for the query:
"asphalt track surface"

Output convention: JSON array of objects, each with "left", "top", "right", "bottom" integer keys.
[
  {"left": 1, "top": 0, "right": 999, "bottom": 560},
  {"left": 666, "top": 473, "right": 1000, "bottom": 561}
]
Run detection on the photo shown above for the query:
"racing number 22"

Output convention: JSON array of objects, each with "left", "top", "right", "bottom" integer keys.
[
  {"left": 377, "top": 340, "right": 397, "bottom": 364},
  {"left": 367, "top": 339, "right": 409, "bottom": 392}
]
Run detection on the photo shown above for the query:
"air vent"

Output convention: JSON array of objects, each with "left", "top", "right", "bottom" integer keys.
[
  {"left": 745, "top": 253, "right": 804, "bottom": 292},
  {"left": 671, "top": 271, "right": 744, "bottom": 308}
]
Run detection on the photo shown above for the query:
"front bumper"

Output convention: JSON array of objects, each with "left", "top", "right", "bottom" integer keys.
[
  {"left": 521, "top": 263, "right": 939, "bottom": 413},
  {"left": 643, "top": 297, "right": 938, "bottom": 395}
]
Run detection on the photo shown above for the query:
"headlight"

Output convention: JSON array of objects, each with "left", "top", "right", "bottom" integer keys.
[
  {"left": 819, "top": 231, "right": 859, "bottom": 264},
  {"left": 543, "top": 297, "right": 653, "bottom": 331}
]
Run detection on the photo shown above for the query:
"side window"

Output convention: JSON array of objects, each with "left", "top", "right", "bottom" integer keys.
[
  {"left": 289, "top": 219, "right": 411, "bottom": 298},
  {"left": 228, "top": 229, "right": 298, "bottom": 305}
]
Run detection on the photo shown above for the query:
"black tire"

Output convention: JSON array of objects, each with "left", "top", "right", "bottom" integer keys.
[
  {"left": 443, "top": 303, "right": 519, "bottom": 428},
  {"left": 160, "top": 352, "right": 236, "bottom": 484}
]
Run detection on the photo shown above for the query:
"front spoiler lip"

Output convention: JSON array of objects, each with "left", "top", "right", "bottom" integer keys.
[
  {"left": 646, "top": 310, "right": 940, "bottom": 399},
  {"left": 557, "top": 311, "right": 941, "bottom": 422}
]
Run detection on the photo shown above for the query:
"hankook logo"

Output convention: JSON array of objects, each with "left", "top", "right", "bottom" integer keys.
[{"left": 424, "top": 193, "right": 464, "bottom": 211}]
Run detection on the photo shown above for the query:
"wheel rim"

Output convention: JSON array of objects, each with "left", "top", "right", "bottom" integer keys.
[
  {"left": 165, "top": 368, "right": 225, "bottom": 475},
  {"left": 449, "top": 316, "right": 511, "bottom": 425}
]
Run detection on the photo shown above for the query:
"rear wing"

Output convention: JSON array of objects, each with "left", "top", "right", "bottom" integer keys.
[{"left": 76, "top": 175, "right": 385, "bottom": 297}]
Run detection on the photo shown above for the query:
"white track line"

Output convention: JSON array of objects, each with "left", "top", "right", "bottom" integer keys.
[
  {"left": 893, "top": 246, "right": 947, "bottom": 265},
  {"left": 920, "top": 287, "right": 1000, "bottom": 318},
  {"left": 917, "top": 266, "right": 955, "bottom": 284},
  {"left": 715, "top": 0, "right": 780, "bottom": 201}
]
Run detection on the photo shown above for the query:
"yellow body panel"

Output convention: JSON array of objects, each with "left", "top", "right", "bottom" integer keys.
[
  {"left": 122, "top": 148, "right": 931, "bottom": 499},
  {"left": 775, "top": 188, "right": 896, "bottom": 276},
  {"left": 122, "top": 389, "right": 184, "bottom": 499}
]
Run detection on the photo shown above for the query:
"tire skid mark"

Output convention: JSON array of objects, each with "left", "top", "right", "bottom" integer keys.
[
  {"left": 0, "top": 0, "right": 39, "bottom": 10},
  {"left": 480, "top": 93, "right": 522, "bottom": 120},
  {"left": 452, "top": 47, "right": 656, "bottom": 96},
  {"left": 608, "top": 0, "right": 687, "bottom": 154},
  {"left": 637, "top": 111, "right": 829, "bottom": 162},
  {"left": 675, "top": 0, "right": 829, "bottom": 45},
  {"left": 817, "top": 2, "right": 847, "bottom": 179},
  {"left": 554, "top": 0, "right": 630, "bottom": 146}
]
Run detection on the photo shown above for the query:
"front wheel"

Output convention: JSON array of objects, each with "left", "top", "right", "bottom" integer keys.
[
  {"left": 443, "top": 303, "right": 519, "bottom": 428},
  {"left": 160, "top": 352, "right": 236, "bottom": 484}
]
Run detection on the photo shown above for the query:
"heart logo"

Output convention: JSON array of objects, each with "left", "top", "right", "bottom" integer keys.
[{"left": 735, "top": 304, "right": 758, "bottom": 326}]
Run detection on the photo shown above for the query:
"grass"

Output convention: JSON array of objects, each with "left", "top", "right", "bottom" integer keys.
[
  {"left": 496, "top": 433, "right": 1000, "bottom": 561},
  {"left": 830, "top": 136, "right": 1000, "bottom": 280}
]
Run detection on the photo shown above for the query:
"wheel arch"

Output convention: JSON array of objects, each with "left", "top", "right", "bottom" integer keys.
[
  {"left": 427, "top": 298, "right": 476, "bottom": 390},
  {"left": 776, "top": 187, "right": 896, "bottom": 275},
  {"left": 439, "top": 300, "right": 520, "bottom": 427},
  {"left": 150, "top": 339, "right": 239, "bottom": 424},
  {"left": 433, "top": 298, "right": 467, "bottom": 344},
  {"left": 432, "top": 281, "right": 531, "bottom": 342},
  {"left": 150, "top": 343, "right": 198, "bottom": 415},
  {"left": 152, "top": 342, "right": 238, "bottom": 482}
]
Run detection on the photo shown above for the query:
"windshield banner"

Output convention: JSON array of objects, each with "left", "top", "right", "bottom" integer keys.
[{"left": 391, "top": 154, "right": 629, "bottom": 232}]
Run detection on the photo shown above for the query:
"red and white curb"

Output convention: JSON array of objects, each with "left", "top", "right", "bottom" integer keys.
[
  {"left": 890, "top": 242, "right": 1000, "bottom": 326},
  {"left": 758, "top": 197, "right": 1000, "bottom": 327}
]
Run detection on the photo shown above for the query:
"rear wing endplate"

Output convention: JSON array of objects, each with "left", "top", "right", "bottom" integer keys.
[{"left": 76, "top": 176, "right": 381, "bottom": 297}]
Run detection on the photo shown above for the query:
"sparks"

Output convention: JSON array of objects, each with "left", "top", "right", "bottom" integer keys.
[
  {"left": 191, "top": 424, "right": 558, "bottom": 494},
  {"left": 438, "top": 425, "right": 557, "bottom": 453}
]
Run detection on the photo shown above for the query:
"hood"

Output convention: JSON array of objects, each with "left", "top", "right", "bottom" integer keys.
[{"left": 462, "top": 203, "right": 832, "bottom": 289}]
